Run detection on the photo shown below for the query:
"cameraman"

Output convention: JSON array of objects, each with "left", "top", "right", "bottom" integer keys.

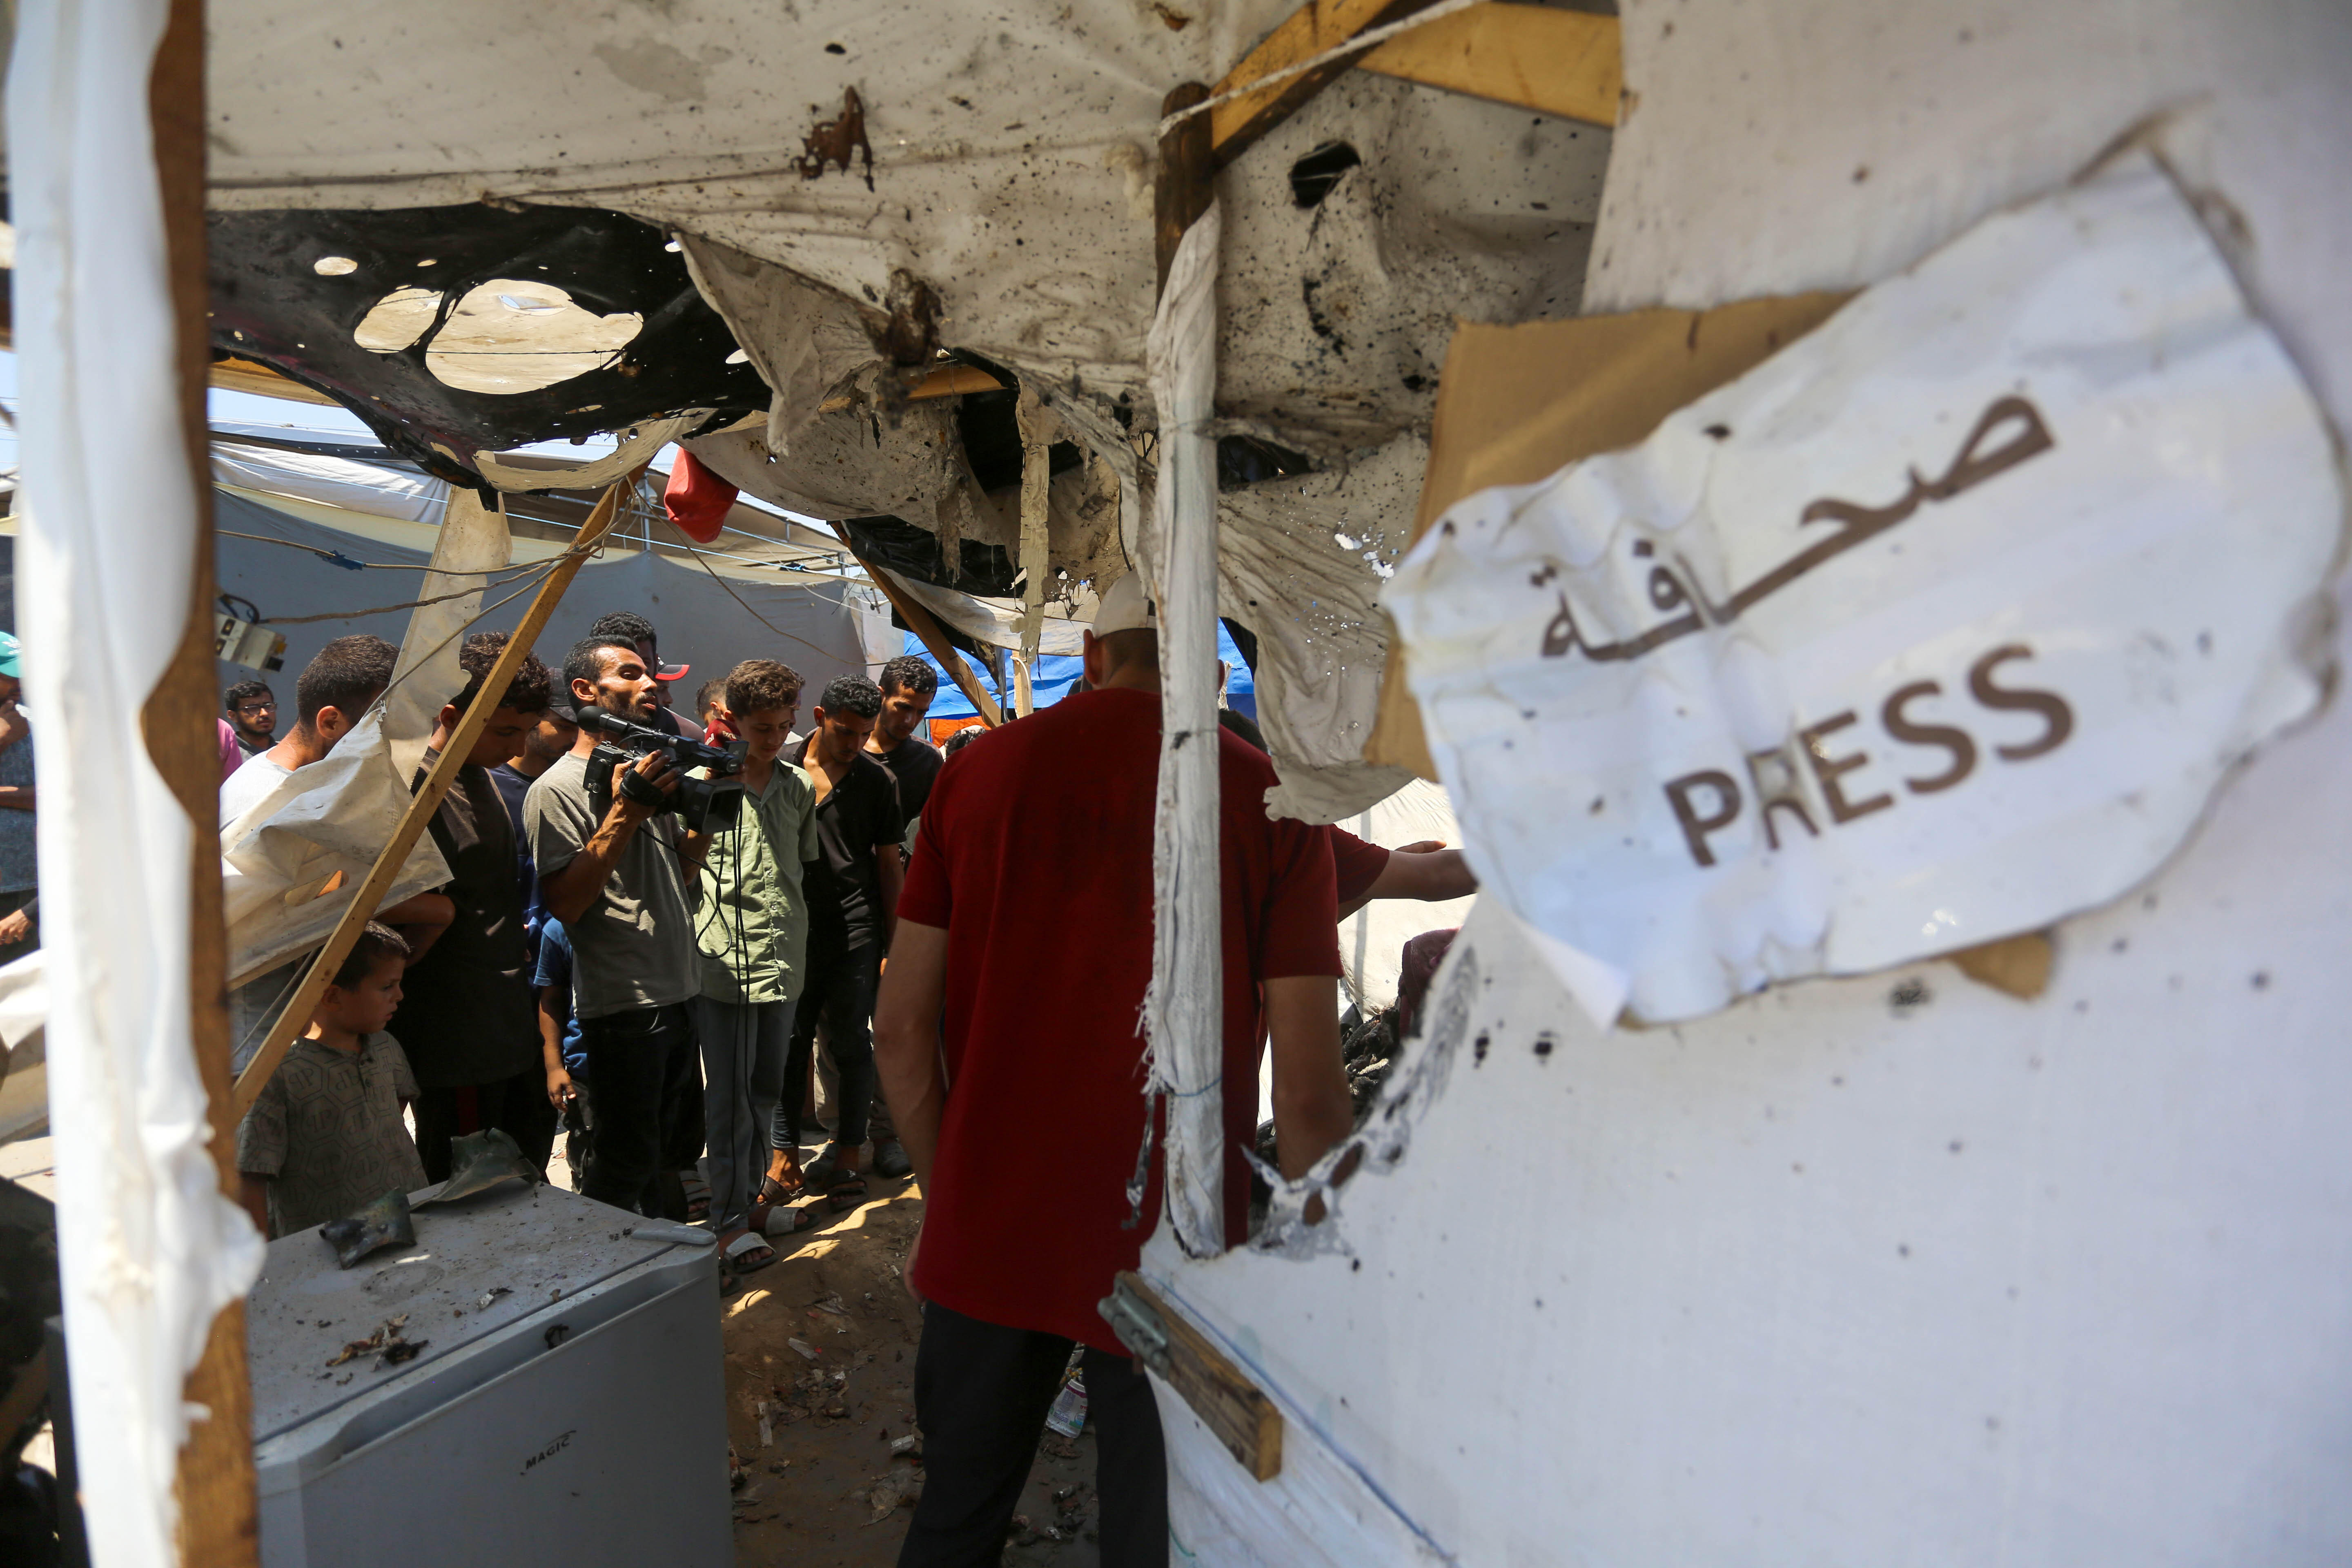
[{"left": 523, "top": 636, "right": 709, "bottom": 1219}]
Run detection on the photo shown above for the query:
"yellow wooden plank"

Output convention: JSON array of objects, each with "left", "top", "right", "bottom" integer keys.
[
  {"left": 1357, "top": 4, "right": 1621, "bottom": 127},
  {"left": 1209, "top": 0, "right": 1434, "bottom": 165}
]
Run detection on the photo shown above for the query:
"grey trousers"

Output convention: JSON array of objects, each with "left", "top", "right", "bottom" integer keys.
[{"left": 693, "top": 995, "right": 795, "bottom": 1233}]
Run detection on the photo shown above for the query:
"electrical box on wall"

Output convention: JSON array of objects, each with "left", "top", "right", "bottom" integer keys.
[{"left": 216, "top": 611, "right": 287, "bottom": 673}]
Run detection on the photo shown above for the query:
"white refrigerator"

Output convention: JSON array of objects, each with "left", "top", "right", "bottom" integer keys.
[{"left": 246, "top": 1181, "right": 729, "bottom": 1568}]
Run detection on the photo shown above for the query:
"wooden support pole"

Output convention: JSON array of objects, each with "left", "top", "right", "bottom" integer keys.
[
  {"left": 854, "top": 554, "right": 1005, "bottom": 728},
  {"left": 232, "top": 477, "right": 635, "bottom": 1119},
  {"left": 146, "top": 0, "right": 263, "bottom": 1556},
  {"left": 1158, "top": 82, "right": 1217, "bottom": 289}
]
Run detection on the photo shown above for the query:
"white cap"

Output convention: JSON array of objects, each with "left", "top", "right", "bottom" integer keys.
[{"left": 1092, "top": 571, "right": 1158, "bottom": 635}]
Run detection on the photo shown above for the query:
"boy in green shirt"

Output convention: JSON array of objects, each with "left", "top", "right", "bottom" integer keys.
[{"left": 695, "top": 660, "right": 822, "bottom": 1271}]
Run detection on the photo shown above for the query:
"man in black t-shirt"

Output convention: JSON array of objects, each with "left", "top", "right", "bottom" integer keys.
[
  {"left": 771, "top": 675, "right": 904, "bottom": 1211},
  {"left": 867, "top": 655, "right": 943, "bottom": 827},
  {"left": 392, "top": 634, "right": 562, "bottom": 1180}
]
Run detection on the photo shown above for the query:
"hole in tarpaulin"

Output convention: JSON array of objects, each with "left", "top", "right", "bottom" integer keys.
[
  {"left": 1289, "top": 142, "right": 1361, "bottom": 208},
  {"left": 424, "top": 279, "right": 644, "bottom": 395},
  {"left": 354, "top": 287, "right": 444, "bottom": 354},
  {"left": 1216, "top": 434, "right": 1313, "bottom": 490}
]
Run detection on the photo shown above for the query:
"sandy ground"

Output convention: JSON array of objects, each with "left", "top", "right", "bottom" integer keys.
[{"left": 721, "top": 1174, "right": 1105, "bottom": 1567}]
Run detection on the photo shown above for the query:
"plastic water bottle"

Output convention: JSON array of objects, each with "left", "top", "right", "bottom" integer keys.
[{"left": 1045, "top": 1369, "right": 1087, "bottom": 1437}]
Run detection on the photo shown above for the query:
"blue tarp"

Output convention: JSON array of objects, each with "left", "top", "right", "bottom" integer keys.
[{"left": 910, "top": 624, "right": 1255, "bottom": 721}]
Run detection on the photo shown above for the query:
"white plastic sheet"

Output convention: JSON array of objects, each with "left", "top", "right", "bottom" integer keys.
[
  {"left": 221, "top": 708, "right": 452, "bottom": 993},
  {"left": 1142, "top": 203, "right": 1227, "bottom": 1258},
  {"left": 380, "top": 486, "right": 513, "bottom": 773},
  {"left": 1386, "top": 163, "right": 2341, "bottom": 1025},
  {"left": 8, "top": 0, "right": 267, "bottom": 1561}
]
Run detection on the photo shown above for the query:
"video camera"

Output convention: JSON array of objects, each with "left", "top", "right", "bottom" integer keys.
[{"left": 572, "top": 706, "right": 747, "bottom": 832}]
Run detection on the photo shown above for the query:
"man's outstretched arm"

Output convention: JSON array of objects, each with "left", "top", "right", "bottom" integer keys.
[
  {"left": 873, "top": 918, "right": 950, "bottom": 1192},
  {"left": 1339, "top": 846, "right": 1478, "bottom": 922}
]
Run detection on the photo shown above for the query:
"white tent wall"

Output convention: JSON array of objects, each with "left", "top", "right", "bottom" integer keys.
[
  {"left": 1137, "top": 2, "right": 2352, "bottom": 1565},
  {"left": 212, "top": 490, "right": 877, "bottom": 706}
]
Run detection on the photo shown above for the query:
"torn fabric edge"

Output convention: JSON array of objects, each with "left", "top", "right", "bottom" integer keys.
[
  {"left": 1141, "top": 201, "right": 1227, "bottom": 1260},
  {"left": 9, "top": 0, "right": 270, "bottom": 1559},
  {"left": 469, "top": 410, "right": 710, "bottom": 492}
]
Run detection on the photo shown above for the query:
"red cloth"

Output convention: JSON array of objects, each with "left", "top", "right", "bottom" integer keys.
[
  {"left": 898, "top": 688, "right": 1340, "bottom": 1350},
  {"left": 1326, "top": 825, "right": 1391, "bottom": 907},
  {"left": 216, "top": 719, "right": 244, "bottom": 784},
  {"left": 662, "top": 450, "right": 737, "bottom": 543}
]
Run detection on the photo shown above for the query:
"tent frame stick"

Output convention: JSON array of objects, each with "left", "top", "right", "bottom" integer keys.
[
  {"left": 231, "top": 476, "right": 634, "bottom": 1120},
  {"left": 857, "top": 555, "right": 1005, "bottom": 727},
  {"left": 150, "top": 0, "right": 263, "bottom": 1555}
]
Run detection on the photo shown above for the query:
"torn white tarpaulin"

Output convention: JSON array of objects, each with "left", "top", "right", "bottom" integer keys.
[
  {"left": 223, "top": 706, "right": 451, "bottom": 993},
  {"left": 9, "top": 0, "right": 267, "bottom": 1558},
  {"left": 1385, "top": 160, "right": 2342, "bottom": 1026},
  {"left": 381, "top": 486, "right": 514, "bottom": 772},
  {"left": 880, "top": 567, "right": 1090, "bottom": 657},
  {"left": 1141, "top": 201, "right": 1227, "bottom": 1259}
]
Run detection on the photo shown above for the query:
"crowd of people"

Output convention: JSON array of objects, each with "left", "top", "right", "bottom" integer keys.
[
  {"left": 222, "top": 617, "right": 948, "bottom": 1274},
  {"left": 216, "top": 581, "right": 1475, "bottom": 1567}
]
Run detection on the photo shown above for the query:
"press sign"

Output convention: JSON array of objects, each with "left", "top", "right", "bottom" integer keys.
[{"left": 1385, "top": 160, "right": 2341, "bottom": 1025}]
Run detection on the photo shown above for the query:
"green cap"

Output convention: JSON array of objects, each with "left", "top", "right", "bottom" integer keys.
[{"left": 0, "top": 633, "right": 21, "bottom": 679}]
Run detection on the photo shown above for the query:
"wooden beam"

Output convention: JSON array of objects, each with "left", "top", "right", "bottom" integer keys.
[
  {"left": 148, "top": 0, "right": 263, "bottom": 1558},
  {"left": 232, "top": 477, "right": 634, "bottom": 1119},
  {"left": 1108, "top": 1273, "right": 1283, "bottom": 1480},
  {"left": 855, "top": 555, "right": 1004, "bottom": 728},
  {"left": 1208, "top": 0, "right": 1441, "bottom": 168},
  {"left": 1357, "top": 4, "right": 1620, "bottom": 127},
  {"left": 815, "top": 361, "right": 1002, "bottom": 417}
]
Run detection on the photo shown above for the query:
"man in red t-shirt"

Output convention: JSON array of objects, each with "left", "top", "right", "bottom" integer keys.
[{"left": 874, "top": 574, "right": 1352, "bottom": 1568}]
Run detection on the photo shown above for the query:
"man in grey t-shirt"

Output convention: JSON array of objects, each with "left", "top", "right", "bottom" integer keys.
[{"left": 524, "top": 635, "right": 708, "bottom": 1218}]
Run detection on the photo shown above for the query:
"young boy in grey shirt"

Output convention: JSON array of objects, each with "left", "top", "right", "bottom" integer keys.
[{"left": 236, "top": 924, "right": 427, "bottom": 1239}]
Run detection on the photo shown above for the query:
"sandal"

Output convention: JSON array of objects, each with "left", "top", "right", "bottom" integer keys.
[
  {"left": 722, "top": 1229, "right": 777, "bottom": 1275},
  {"left": 827, "top": 1173, "right": 869, "bottom": 1214},
  {"left": 761, "top": 1163, "right": 804, "bottom": 1203},
  {"left": 801, "top": 1147, "right": 842, "bottom": 1193},
  {"left": 763, "top": 1203, "right": 820, "bottom": 1238},
  {"left": 680, "top": 1169, "right": 713, "bottom": 1224}
]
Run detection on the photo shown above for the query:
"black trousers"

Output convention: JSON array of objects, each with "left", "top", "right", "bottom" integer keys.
[
  {"left": 775, "top": 941, "right": 880, "bottom": 1152},
  {"left": 576, "top": 1002, "right": 703, "bottom": 1216},
  {"left": 898, "top": 1303, "right": 1167, "bottom": 1568},
  {"left": 412, "top": 1065, "right": 559, "bottom": 1183}
]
